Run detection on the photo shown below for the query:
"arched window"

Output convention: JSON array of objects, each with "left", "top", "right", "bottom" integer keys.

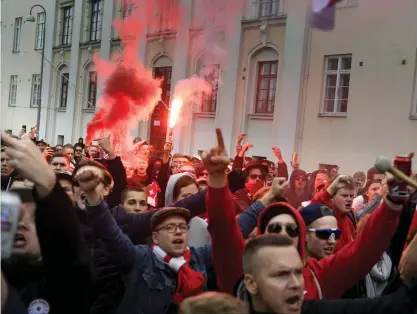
[
  {"left": 196, "top": 56, "right": 220, "bottom": 113},
  {"left": 58, "top": 65, "right": 69, "bottom": 109},
  {"left": 84, "top": 62, "right": 97, "bottom": 109},
  {"left": 248, "top": 46, "right": 279, "bottom": 114}
]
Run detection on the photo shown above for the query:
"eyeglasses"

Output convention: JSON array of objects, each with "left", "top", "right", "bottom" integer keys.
[
  {"left": 308, "top": 228, "right": 342, "bottom": 240},
  {"left": 156, "top": 223, "right": 189, "bottom": 233},
  {"left": 249, "top": 174, "right": 265, "bottom": 180},
  {"left": 267, "top": 223, "right": 300, "bottom": 238},
  {"left": 75, "top": 149, "right": 83, "bottom": 153},
  {"left": 295, "top": 176, "right": 307, "bottom": 182}
]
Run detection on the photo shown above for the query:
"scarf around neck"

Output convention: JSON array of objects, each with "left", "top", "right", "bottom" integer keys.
[{"left": 152, "top": 245, "right": 205, "bottom": 304}]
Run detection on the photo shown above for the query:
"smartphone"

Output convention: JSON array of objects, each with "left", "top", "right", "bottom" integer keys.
[
  {"left": 1, "top": 192, "right": 21, "bottom": 260},
  {"left": 392, "top": 155, "right": 412, "bottom": 197}
]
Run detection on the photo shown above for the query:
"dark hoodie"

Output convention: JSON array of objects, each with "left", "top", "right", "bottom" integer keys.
[
  {"left": 283, "top": 170, "right": 310, "bottom": 209},
  {"left": 206, "top": 185, "right": 401, "bottom": 300}
]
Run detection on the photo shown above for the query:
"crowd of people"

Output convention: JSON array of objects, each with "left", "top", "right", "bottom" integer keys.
[{"left": 1, "top": 128, "right": 417, "bottom": 314}]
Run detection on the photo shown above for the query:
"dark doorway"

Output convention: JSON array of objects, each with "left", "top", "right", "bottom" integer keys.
[{"left": 149, "top": 66, "right": 172, "bottom": 153}]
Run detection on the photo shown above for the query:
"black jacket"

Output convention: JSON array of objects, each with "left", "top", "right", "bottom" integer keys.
[{"left": 2, "top": 183, "right": 92, "bottom": 314}]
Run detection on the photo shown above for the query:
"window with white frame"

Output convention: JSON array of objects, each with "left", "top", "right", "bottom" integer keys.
[
  {"left": 60, "top": 73, "right": 70, "bottom": 108},
  {"left": 122, "top": 0, "right": 137, "bottom": 18},
  {"left": 90, "top": 0, "right": 103, "bottom": 41},
  {"left": 35, "top": 13, "right": 46, "bottom": 50},
  {"left": 9, "top": 75, "right": 18, "bottom": 106},
  {"left": 255, "top": 61, "right": 278, "bottom": 114},
  {"left": 259, "top": 0, "right": 280, "bottom": 17},
  {"left": 13, "top": 17, "right": 22, "bottom": 52},
  {"left": 61, "top": 6, "right": 73, "bottom": 45},
  {"left": 200, "top": 64, "right": 220, "bottom": 113},
  {"left": 87, "top": 71, "right": 97, "bottom": 109},
  {"left": 30, "top": 74, "right": 41, "bottom": 107},
  {"left": 322, "top": 55, "right": 352, "bottom": 115}
]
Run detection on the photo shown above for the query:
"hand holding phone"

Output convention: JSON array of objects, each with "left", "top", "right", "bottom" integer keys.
[{"left": 1, "top": 192, "right": 21, "bottom": 260}]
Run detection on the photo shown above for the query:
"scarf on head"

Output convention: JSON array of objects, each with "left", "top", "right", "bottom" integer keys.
[
  {"left": 364, "top": 252, "right": 392, "bottom": 298},
  {"left": 152, "top": 245, "right": 205, "bottom": 304}
]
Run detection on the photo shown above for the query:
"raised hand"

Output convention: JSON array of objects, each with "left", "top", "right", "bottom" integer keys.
[
  {"left": 1, "top": 132, "right": 55, "bottom": 197},
  {"left": 327, "top": 175, "right": 352, "bottom": 196},
  {"left": 202, "top": 129, "right": 229, "bottom": 188},
  {"left": 261, "top": 177, "right": 289, "bottom": 205},
  {"left": 97, "top": 136, "right": 115, "bottom": 159}
]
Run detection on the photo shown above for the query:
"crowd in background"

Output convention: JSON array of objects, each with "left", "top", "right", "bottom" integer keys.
[{"left": 1, "top": 127, "right": 417, "bottom": 314}]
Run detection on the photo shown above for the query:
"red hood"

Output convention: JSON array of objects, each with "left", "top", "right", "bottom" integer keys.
[{"left": 257, "top": 202, "right": 306, "bottom": 260}]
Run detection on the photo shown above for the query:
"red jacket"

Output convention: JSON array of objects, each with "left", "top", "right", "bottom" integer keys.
[
  {"left": 310, "top": 190, "right": 356, "bottom": 252},
  {"left": 206, "top": 185, "right": 400, "bottom": 299}
]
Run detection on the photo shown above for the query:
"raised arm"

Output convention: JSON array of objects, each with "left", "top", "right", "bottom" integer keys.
[
  {"left": 311, "top": 198, "right": 401, "bottom": 299},
  {"left": 75, "top": 167, "right": 142, "bottom": 273}
]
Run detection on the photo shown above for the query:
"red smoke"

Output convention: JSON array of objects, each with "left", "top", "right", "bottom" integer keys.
[{"left": 86, "top": 0, "right": 181, "bottom": 153}]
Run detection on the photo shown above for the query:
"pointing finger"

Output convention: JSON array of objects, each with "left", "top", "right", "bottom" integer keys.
[{"left": 216, "top": 128, "right": 225, "bottom": 151}]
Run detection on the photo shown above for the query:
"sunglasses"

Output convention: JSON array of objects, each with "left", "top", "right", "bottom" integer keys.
[
  {"left": 267, "top": 223, "right": 299, "bottom": 238},
  {"left": 308, "top": 228, "right": 342, "bottom": 240},
  {"left": 249, "top": 174, "right": 266, "bottom": 180}
]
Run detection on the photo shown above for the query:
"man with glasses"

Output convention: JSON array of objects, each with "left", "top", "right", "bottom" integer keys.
[
  {"left": 73, "top": 143, "right": 84, "bottom": 164},
  {"left": 233, "top": 161, "right": 268, "bottom": 213}
]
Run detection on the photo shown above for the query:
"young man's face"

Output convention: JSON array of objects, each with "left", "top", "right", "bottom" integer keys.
[
  {"left": 59, "top": 179, "right": 75, "bottom": 203},
  {"left": 306, "top": 216, "right": 338, "bottom": 259},
  {"left": 51, "top": 157, "right": 69, "bottom": 174},
  {"left": 333, "top": 187, "right": 355, "bottom": 213},
  {"left": 314, "top": 173, "right": 329, "bottom": 192},
  {"left": 13, "top": 201, "right": 41, "bottom": 259},
  {"left": 246, "top": 245, "right": 304, "bottom": 314},
  {"left": 88, "top": 146, "right": 99, "bottom": 159},
  {"left": 64, "top": 147, "right": 74, "bottom": 161},
  {"left": 366, "top": 182, "right": 381, "bottom": 203},
  {"left": 294, "top": 174, "right": 307, "bottom": 190},
  {"left": 174, "top": 183, "right": 199, "bottom": 203},
  {"left": 152, "top": 215, "right": 189, "bottom": 257},
  {"left": 74, "top": 146, "right": 83, "bottom": 158},
  {"left": 247, "top": 168, "right": 266, "bottom": 185},
  {"left": 1, "top": 151, "right": 14, "bottom": 177},
  {"left": 354, "top": 176, "right": 365, "bottom": 189},
  {"left": 180, "top": 165, "right": 197, "bottom": 179},
  {"left": 264, "top": 214, "right": 299, "bottom": 248},
  {"left": 37, "top": 142, "right": 47, "bottom": 152},
  {"left": 123, "top": 190, "right": 148, "bottom": 213}
]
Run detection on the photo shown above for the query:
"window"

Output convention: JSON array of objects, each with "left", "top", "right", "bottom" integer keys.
[
  {"left": 9, "top": 75, "right": 18, "bottom": 106},
  {"left": 259, "top": 0, "right": 280, "bottom": 17},
  {"left": 57, "top": 135, "right": 64, "bottom": 145},
  {"left": 122, "top": 0, "right": 136, "bottom": 18},
  {"left": 60, "top": 73, "right": 70, "bottom": 108},
  {"left": 322, "top": 55, "right": 352, "bottom": 115},
  {"left": 61, "top": 6, "right": 73, "bottom": 45},
  {"left": 158, "top": 0, "right": 176, "bottom": 31},
  {"left": 90, "top": 0, "right": 103, "bottom": 41},
  {"left": 200, "top": 64, "right": 220, "bottom": 113},
  {"left": 35, "top": 13, "right": 46, "bottom": 50},
  {"left": 30, "top": 74, "right": 41, "bottom": 107},
  {"left": 87, "top": 71, "right": 97, "bottom": 109},
  {"left": 255, "top": 61, "right": 278, "bottom": 114},
  {"left": 13, "top": 17, "right": 22, "bottom": 52}
]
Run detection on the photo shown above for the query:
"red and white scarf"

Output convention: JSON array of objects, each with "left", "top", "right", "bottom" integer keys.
[{"left": 152, "top": 245, "right": 205, "bottom": 304}]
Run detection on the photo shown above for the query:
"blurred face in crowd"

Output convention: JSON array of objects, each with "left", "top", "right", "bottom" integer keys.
[
  {"left": 246, "top": 245, "right": 304, "bottom": 314},
  {"left": 152, "top": 215, "right": 189, "bottom": 257},
  {"left": 180, "top": 165, "right": 197, "bottom": 179},
  {"left": 198, "top": 169, "right": 209, "bottom": 180},
  {"left": 306, "top": 216, "right": 338, "bottom": 259},
  {"left": 175, "top": 183, "right": 199, "bottom": 202},
  {"left": 314, "top": 173, "right": 329, "bottom": 193},
  {"left": 37, "top": 142, "right": 47, "bottom": 152},
  {"left": 333, "top": 187, "right": 355, "bottom": 214},
  {"left": 354, "top": 176, "right": 365, "bottom": 189},
  {"left": 372, "top": 173, "right": 385, "bottom": 181},
  {"left": 59, "top": 179, "right": 75, "bottom": 203},
  {"left": 51, "top": 156, "right": 69, "bottom": 174},
  {"left": 13, "top": 201, "right": 41, "bottom": 260},
  {"left": 55, "top": 145, "right": 63, "bottom": 153},
  {"left": 123, "top": 190, "right": 148, "bottom": 213},
  {"left": 264, "top": 214, "right": 299, "bottom": 248},
  {"left": 1, "top": 151, "right": 14, "bottom": 178},
  {"left": 294, "top": 174, "right": 307, "bottom": 190},
  {"left": 137, "top": 158, "right": 148, "bottom": 176},
  {"left": 88, "top": 145, "right": 100, "bottom": 159},
  {"left": 330, "top": 167, "right": 339, "bottom": 178},
  {"left": 64, "top": 147, "right": 74, "bottom": 161},
  {"left": 139, "top": 144, "right": 151, "bottom": 157},
  {"left": 247, "top": 168, "right": 266, "bottom": 185},
  {"left": 366, "top": 182, "right": 381, "bottom": 203},
  {"left": 74, "top": 146, "right": 83, "bottom": 159}
]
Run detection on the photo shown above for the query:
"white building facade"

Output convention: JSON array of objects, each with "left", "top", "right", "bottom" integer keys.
[{"left": 2, "top": 0, "right": 417, "bottom": 174}]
